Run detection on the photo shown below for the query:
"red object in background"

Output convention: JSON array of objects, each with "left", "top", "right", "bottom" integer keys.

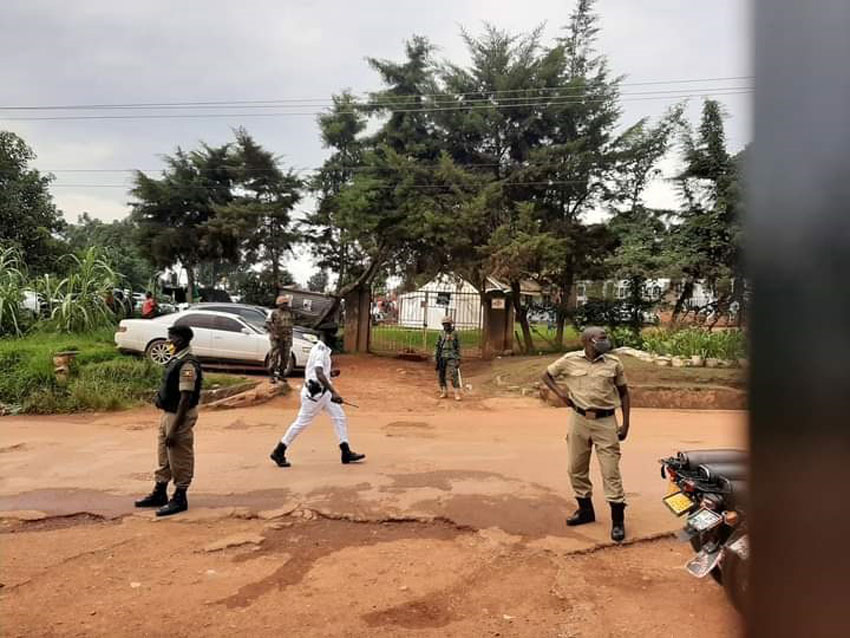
[{"left": 141, "top": 298, "right": 158, "bottom": 318}]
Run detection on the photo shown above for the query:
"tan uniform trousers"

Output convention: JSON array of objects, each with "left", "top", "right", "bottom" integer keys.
[
  {"left": 567, "top": 412, "right": 625, "bottom": 504},
  {"left": 154, "top": 408, "right": 198, "bottom": 489}
]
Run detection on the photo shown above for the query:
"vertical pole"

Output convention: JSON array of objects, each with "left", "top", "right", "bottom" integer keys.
[
  {"left": 750, "top": 1, "right": 850, "bottom": 635},
  {"left": 422, "top": 291, "right": 428, "bottom": 354}
]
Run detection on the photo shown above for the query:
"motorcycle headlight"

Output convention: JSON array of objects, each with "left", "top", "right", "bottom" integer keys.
[{"left": 302, "top": 333, "right": 318, "bottom": 343}]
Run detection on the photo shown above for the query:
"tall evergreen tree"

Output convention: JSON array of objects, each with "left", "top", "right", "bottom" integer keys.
[
  {"left": 130, "top": 143, "right": 235, "bottom": 301},
  {"left": 670, "top": 99, "right": 745, "bottom": 322},
  {"left": 211, "top": 129, "right": 302, "bottom": 292}
]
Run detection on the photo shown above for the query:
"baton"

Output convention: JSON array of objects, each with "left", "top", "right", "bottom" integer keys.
[{"left": 458, "top": 367, "right": 463, "bottom": 389}]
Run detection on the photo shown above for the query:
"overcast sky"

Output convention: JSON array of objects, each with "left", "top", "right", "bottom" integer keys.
[{"left": 1, "top": 0, "right": 750, "bottom": 285}]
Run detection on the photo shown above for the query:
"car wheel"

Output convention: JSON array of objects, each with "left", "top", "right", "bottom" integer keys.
[
  {"left": 145, "top": 339, "right": 173, "bottom": 366},
  {"left": 283, "top": 352, "right": 296, "bottom": 378}
]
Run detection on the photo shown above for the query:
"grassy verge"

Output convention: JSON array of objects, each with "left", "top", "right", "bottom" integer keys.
[{"left": 0, "top": 328, "right": 248, "bottom": 414}]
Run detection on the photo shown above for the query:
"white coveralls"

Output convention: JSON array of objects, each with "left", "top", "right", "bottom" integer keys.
[{"left": 280, "top": 341, "right": 350, "bottom": 447}]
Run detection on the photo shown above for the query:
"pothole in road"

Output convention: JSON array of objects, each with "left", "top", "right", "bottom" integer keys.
[{"left": 218, "top": 517, "right": 471, "bottom": 610}]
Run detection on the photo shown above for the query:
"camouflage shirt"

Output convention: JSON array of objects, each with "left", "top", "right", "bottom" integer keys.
[
  {"left": 266, "top": 308, "right": 294, "bottom": 342},
  {"left": 435, "top": 330, "right": 461, "bottom": 361}
]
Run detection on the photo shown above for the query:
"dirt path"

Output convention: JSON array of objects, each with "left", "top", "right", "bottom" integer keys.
[{"left": 0, "top": 355, "right": 745, "bottom": 637}]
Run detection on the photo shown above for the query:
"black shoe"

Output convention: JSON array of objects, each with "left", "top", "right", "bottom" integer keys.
[
  {"left": 566, "top": 497, "right": 596, "bottom": 526},
  {"left": 156, "top": 487, "right": 188, "bottom": 517},
  {"left": 270, "top": 442, "right": 290, "bottom": 467},
  {"left": 610, "top": 502, "right": 626, "bottom": 542},
  {"left": 134, "top": 482, "right": 168, "bottom": 508},
  {"left": 270, "top": 376, "right": 278, "bottom": 385},
  {"left": 340, "top": 442, "right": 365, "bottom": 464}
]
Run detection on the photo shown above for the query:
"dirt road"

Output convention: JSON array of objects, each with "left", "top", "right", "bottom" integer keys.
[{"left": 1, "top": 356, "right": 745, "bottom": 637}]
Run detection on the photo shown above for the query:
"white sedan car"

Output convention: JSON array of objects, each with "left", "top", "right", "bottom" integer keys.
[{"left": 115, "top": 309, "right": 316, "bottom": 374}]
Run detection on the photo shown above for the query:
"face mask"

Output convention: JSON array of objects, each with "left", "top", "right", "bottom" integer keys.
[{"left": 592, "top": 337, "right": 612, "bottom": 354}]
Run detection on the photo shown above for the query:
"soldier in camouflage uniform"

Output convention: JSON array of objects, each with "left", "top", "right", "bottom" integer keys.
[
  {"left": 435, "top": 315, "right": 462, "bottom": 401},
  {"left": 266, "top": 294, "right": 294, "bottom": 383}
]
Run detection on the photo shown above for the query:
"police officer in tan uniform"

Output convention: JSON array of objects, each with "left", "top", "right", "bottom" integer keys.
[
  {"left": 541, "top": 326, "right": 631, "bottom": 541},
  {"left": 134, "top": 325, "right": 203, "bottom": 517},
  {"left": 266, "top": 294, "right": 294, "bottom": 383}
]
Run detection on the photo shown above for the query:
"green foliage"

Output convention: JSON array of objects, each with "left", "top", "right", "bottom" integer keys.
[
  {"left": 307, "top": 270, "right": 329, "bottom": 293},
  {"left": 210, "top": 129, "right": 303, "bottom": 291},
  {"left": 131, "top": 143, "right": 237, "bottom": 301},
  {"left": 40, "top": 247, "right": 120, "bottom": 333},
  {"left": 610, "top": 326, "right": 644, "bottom": 349},
  {"left": 231, "top": 268, "right": 295, "bottom": 307},
  {"left": 0, "top": 328, "right": 247, "bottom": 413},
  {"left": 0, "top": 247, "right": 34, "bottom": 336},
  {"left": 641, "top": 328, "right": 747, "bottom": 360},
  {"left": 669, "top": 100, "right": 746, "bottom": 320},
  {"left": 0, "top": 131, "right": 67, "bottom": 273},
  {"left": 64, "top": 213, "right": 155, "bottom": 290}
]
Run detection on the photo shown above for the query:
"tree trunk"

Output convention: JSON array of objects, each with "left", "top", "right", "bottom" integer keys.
[
  {"left": 672, "top": 278, "right": 695, "bottom": 321},
  {"left": 555, "top": 269, "right": 575, "bottom": 347},
  {"left": 555, "top": 310, "right": 566, "bottom": 348},
  {"left": 185, "top": 263, "right": 196, "bottom": 304},
  {"left": 316, "top": 249, "right": 387, "bottom": 328},
  {"left": 511, "top": 280, "right": 534, "bottom": 353}
]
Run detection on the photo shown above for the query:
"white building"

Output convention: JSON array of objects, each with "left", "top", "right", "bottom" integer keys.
[
  {"left": 397, "top": 274, "right": 483, "bottom": 330},
  {"left": 574, "top": 278, "right": 716, "bottom": 308}
]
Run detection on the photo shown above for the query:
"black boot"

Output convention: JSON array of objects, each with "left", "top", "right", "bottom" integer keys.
[
  {"left": 134, "top": 482, "right": 168, "bottom": 508},
  {"left": 340, "top": 442, "right": 365, "bottom": 464},
  {"left": 566, "top": 497, "right": 596, "bottom": 526},
  {"left": 270, "top": 442, "right": 290, "bottom": 467},
  {"left": 610, "top": 502, "right": 626, "bottom": 542},
  {"left": 156, "top": 487, "right": 188, "bottom": 517}
]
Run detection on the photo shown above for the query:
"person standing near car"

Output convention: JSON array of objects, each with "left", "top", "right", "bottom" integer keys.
[
  {"left": 540, "top": 326, "right": 631, "bottom": 541},
  {"left": 270, "top": 333, "right": 365, "bottom": 467},
  {"left": 435, "top": 316, "right": 462, "bottom": 401},
  {"left": 134, "top": 325, "right": 203, "bottom": 517},
  {"left": 265, "top": 294, "right": 294, "bottom": 383},
  {"left": 141, "top": 291, "right": 158, "bottom": 319}
]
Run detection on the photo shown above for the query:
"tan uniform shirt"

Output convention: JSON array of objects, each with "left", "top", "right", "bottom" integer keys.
[{"left": 546, "top": 351, "right": 627, "bottom": 410}]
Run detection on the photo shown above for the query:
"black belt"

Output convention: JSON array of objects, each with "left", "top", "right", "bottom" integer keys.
[{"left": 572, "top": 405, "right": 616, "bottom": 419}]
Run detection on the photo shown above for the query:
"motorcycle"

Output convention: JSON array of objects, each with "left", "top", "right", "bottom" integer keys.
[{"left": 660, "top": 449, "right": 749, "bottom": 613}]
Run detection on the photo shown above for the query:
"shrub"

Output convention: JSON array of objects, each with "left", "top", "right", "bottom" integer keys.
[
  {"left": 641, "top": 327, "right": 747, "bottom": 360},
  {"left": 610, "top": 326, "right": 644, "bottom": 349}
]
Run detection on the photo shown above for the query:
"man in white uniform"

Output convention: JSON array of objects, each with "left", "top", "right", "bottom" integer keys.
[{"left": 270, "top": 336, "right": 365, "bottom": 467}]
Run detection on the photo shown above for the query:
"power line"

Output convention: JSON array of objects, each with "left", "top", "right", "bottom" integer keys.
[
  {"left": 0, "top": 76, "right": 753, "bottom": 112},
  {"left": 0, "top": 89, "right": 752, "bottom": 122},
  {"left": 0, "top": 84, "right": 753, "bottom": 112},
  {"left": 51, "top": 179, "right": 622, "bottom": 190}
]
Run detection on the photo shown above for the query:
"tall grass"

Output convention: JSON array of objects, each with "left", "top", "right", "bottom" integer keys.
[
  {"left": 0, "top": 248, "right": 33, "bottom": 337},
  {"left": 42, "top": 247, "right": 120, "bottom": 333},
  {"left": 0, "top": 328, "right": 249, "bottom": 414}
]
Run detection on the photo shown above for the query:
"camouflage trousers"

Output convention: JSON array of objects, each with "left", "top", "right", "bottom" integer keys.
[
  {"left": 438, "top": 358, "right": 461, "bottom": 389},
  {"left": 268, "top": 338, "right": 292, "bottom": 378}
]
